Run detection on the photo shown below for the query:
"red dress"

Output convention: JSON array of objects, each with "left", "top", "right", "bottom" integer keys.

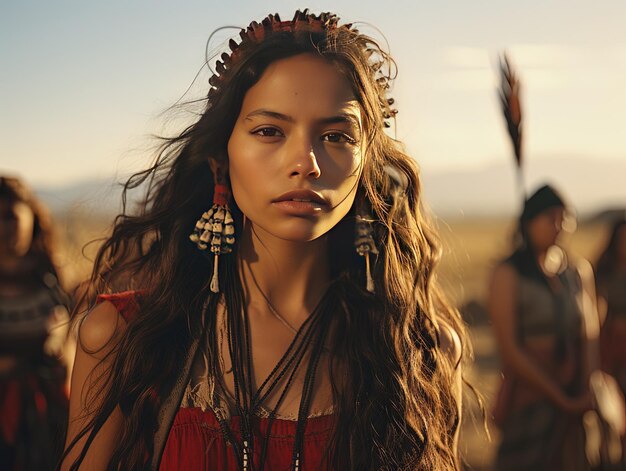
[{"left": 98, "top": 292, "right": 335, "bottom": 471}]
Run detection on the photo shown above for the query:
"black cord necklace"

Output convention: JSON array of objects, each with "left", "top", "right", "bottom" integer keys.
[{"left": 213, "top": 288, "right": 333, "bottom": 471}]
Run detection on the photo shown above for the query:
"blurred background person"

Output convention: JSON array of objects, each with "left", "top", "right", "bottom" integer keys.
[
  {"left": 0, "top": 176, "right": 71, "bottom": 470},
  {"left": 596, "top": 217, "right": 626, "bottom": 394},
  {"left": 488, "top": 184, "right": 592, "bottom": 471}
]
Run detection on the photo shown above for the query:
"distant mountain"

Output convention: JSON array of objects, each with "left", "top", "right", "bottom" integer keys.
[
  {"left": 35, "top": 157, "right": 626, "bottom": 220},
  {"left": 420, "top": 157, "right": 626, "bottom": 219},
  {"left": 36, "top": 177, "right": 132, "bottom": 216}
]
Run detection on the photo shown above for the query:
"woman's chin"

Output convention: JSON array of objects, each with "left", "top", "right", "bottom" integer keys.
[
  {"left": 275, "top": 228, "right": 329, "bottom": 243},
  {"left": 255, "top": 221, "right": 333, "bottom": 244}
]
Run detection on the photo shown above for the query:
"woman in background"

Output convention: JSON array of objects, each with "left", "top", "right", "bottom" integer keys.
[
  {"left": 489, "top": 184, "right": 592, "bottom": 470},
  {"left": 0, "top": 176, "right": 70, "bottom": 470}
]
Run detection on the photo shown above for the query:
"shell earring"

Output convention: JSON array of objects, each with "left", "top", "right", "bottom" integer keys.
[
  {"left": 189, "top": 163, "right": 235, "bottom": 293},
  {"left": 354, "top": 204, "right": 378, "bottom": 293}
]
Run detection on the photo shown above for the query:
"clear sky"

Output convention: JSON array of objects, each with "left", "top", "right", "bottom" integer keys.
[{"left": 2, "top": 1, "right": 625, "bottom": 191}]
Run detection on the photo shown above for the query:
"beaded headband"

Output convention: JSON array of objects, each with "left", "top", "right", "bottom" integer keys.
[{"left": 207, "top": 9, "right": 398, "bottom": 127}]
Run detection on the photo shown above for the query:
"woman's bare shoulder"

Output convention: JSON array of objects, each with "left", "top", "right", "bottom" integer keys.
[{"left": 78, "top": 300, "right": 128, "bottom": 357}]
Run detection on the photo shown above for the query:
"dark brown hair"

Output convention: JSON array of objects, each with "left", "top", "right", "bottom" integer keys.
[{"left": 64, "top": 11, "right": 466, "bottom": 470}]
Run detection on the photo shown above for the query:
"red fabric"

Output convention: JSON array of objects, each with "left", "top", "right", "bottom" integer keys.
[
  {"left": 98, "top": 291, "right": 337, "bottom": 470},
  {"left": 97, "top": 291, "right": 143, "bottom": 323},
  {"left": 0, "top": 380, "right": 20, "bottom": 445},
  {"left": 160, "top": 407, "right": 335, "bottom": 471}
]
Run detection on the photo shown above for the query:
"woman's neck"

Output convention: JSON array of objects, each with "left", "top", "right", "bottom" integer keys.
[{"left": 237, "top": 223, "right": 330, "bottom": 325}]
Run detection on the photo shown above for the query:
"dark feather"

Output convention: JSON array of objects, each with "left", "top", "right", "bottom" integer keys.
[{"left": 498, "top": 53, "right": 523, "bottom": 168}]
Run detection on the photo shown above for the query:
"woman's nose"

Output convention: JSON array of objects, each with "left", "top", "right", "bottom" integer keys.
[{"left": 287, "top": 135, "right": 321, "bottom": 179}]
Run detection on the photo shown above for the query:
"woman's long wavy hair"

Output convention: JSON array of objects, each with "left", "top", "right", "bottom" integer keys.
[{"left": 64, "top": 11, "right": 467, "bottom": 470}]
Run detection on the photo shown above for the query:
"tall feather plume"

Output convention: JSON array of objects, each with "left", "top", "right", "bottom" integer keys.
[{"left": 498, "top": 52, "right": 525, "bottom": 199}]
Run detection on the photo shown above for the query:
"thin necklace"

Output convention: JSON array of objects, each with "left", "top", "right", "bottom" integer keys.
[
  {"left": 243, "top": 261, "right": 332, "bottom": 354},
  {"left": 242, "top": 261, "right": 299, "bottom": 335}
]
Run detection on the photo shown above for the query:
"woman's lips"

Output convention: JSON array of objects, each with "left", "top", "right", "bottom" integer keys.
[
  {"left": 272, "top": 199, "right": 326, "bottom": 216},
  {"left": 271, "top": 190, "right": 328, "bottom": 216}
]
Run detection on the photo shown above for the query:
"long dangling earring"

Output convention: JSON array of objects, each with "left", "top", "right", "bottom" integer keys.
[
  {"left": 189, "top": 164, "right": 235, "bottom": 293},
  {"left": 354, "top": 200, "right": 378, "bottom": 293}
]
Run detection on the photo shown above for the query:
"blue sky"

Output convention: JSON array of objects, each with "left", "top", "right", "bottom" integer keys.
[{"left": 2, "top": 1, "right": 625, "bottom": 194}]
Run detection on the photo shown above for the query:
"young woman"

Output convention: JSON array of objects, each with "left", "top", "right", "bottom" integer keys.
[
  {"left": 0, "top": 176, "right": 70, "bottom": 470},
  {"left": 489, "top": 184, "right": 592, "bottom": 470},
  {"left": 62, "top": 10, "right": 465, "bottom": 471}
]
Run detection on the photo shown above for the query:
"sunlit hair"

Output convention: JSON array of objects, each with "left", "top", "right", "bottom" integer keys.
[
  {"left": 64, "top": 10, "right": 467, "bottom": 470},
  {"left": 0, "top": 175, "right": 59, "bottom": 281}
]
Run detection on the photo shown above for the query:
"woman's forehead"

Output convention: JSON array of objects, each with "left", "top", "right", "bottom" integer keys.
[{"left": 239, "top": 54, "right": 361, "bottom": 123}]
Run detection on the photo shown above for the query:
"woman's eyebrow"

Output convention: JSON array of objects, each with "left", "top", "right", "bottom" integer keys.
[
  {"left": 245, "top": 109, "right": 361, "bottom": 130},
  {"left": 245, "top": 109, "right": 294, "bottom": 122},
  {"left": 318, "top": 113, "right": 361, "bottom": 130}
]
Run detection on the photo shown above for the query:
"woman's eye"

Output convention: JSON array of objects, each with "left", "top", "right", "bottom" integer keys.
[
  {"left": 252, "top": 127, "right": 283, "bottom": 138},
  {"left": 322, "top": 132, "right": 356, "bottom": 144}
]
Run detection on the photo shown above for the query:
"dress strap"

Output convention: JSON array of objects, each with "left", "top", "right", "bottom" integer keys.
[{"left": 96, "top": 290, "right": 143, "bottom": 323}]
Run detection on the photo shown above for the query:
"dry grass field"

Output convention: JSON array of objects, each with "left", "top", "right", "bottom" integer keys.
[{"left": 51, "top": 208, "right": 613, "bottom": 470}]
